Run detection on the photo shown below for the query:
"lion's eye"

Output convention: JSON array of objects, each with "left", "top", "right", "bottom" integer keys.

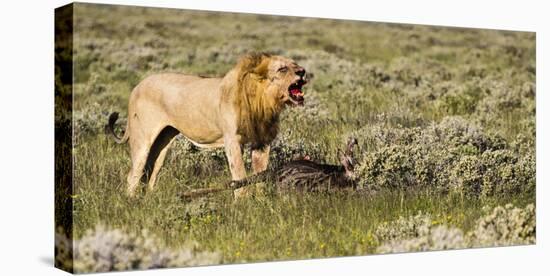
[{"left": 277, "top": 67, "right": 288, "bottom": 73}]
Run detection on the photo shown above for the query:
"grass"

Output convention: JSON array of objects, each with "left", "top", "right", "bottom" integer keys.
[
  {"left": 56, "top": 3, "right": 536, "bottom": 272},
  {"left": 72, "top": 137, "right": 533, "bottom": 262}
]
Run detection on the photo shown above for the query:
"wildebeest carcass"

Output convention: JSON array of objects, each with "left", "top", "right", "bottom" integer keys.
[
  {"left": 180, "top": 138, "right": 358, "bottom": 199},
  {"left": 275, "top": 137, "right": 357, "bottom": 192}
]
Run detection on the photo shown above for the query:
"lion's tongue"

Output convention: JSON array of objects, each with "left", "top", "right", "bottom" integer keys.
[{"left": 290, "top": 88, "right": 303, "bottom": 96}]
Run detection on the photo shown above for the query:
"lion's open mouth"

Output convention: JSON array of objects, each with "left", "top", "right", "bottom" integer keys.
[{"left": 288, "top": 81, "right": 305, "bottom": 106}]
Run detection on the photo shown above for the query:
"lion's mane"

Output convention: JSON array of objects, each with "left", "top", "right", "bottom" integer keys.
[{"left": 224, "top": 53, "right": 283, "bottom": 149}]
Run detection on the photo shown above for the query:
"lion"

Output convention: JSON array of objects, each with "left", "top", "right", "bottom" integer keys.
[{"left": 106, "top": 53, "right": 308, "bottom": 196}]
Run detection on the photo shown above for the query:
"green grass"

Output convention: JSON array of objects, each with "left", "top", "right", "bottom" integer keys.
[
  {"left": 60, "top": 3, "right": 536, "bottom": 268},
  {"left": 72, "top": 135, "right": 533, "bottom": 263},
  {"left": 70, "top": 134, "right": 534, "bottom": 264}
]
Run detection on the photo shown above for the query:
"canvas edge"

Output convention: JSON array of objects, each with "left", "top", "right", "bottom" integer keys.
[{"left": 54, "top": 2, "right": 75, "bottom": 274}]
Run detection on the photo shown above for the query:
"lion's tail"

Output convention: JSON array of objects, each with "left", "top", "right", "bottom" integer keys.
[{"left": 105, "top": 112, "right": 129, "bottom": 144}]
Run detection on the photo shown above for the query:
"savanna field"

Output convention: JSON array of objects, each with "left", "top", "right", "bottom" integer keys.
[{"left": 55, "top": 3, "right": 536, "bottom": 273}]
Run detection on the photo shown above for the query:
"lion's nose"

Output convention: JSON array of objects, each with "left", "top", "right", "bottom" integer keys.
[{"left": 296, "top": 67, "right": 306, "bottom": 77}]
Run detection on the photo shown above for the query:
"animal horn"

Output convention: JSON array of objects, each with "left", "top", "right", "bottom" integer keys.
[{"left": 345, "top": 137, "right": 358, "bottom": 155}]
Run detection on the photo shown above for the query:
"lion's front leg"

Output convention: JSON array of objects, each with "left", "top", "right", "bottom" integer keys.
[
  {"left": 252, "top": 145, "right": 270, "bottom": 174},
  {"left": 224, "top": 135, "right": 246, "bottom": 181}
]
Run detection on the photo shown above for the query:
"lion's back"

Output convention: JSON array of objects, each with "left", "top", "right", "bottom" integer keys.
[
  {"left": 137, "top": 73, "right": 205, "bottom": 93},
  {"left": 130, "top": 73, "right": 221, "bottom": 104}
]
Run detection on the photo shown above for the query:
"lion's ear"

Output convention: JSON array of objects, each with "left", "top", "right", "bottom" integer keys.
[
  {"left": 249, "top": 58, "right": 269, "bottom": 79},
  {"left": 251, "top": 57, "right": 270, "bottom": 78},
  {"left": 237, "top": 53, "right": 271, "bottom": 79}
]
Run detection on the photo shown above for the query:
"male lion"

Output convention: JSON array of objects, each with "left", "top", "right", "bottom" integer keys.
[{"left": 107, "top": 53, "right": 308, "bottom": 196}]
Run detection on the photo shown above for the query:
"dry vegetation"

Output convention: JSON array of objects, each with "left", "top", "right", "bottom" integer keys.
[{"left": 55, "top": 3, "right": 535, "bottom": 273}]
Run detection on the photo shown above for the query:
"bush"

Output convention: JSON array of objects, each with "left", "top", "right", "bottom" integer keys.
[
  {"left": 269, "top": 129, "right": 326, "bottom": 168},
  {"left": 353, "top": 116, "right": 534, "bottom": 198},
  {"left": 377, "top": 225, "right": 466, "bottom": 253},
  {"left": 374, "top": 212, "right": 432, "bottom": 242},
  {"left": 374, "top": 210, "right": 467, "bottom": 254},
  {"left": 167, "top": 136, "right": 229, "bottom": 177},
  {"left": 356, "top": 145, "right": 419, "bottom": 191},
  {"left": 55, "top": 225, "right": 221, "bottom": 273},
  {"left": 374, "top": 204, "right": 535, "bottom": 254},
  {"left": 480, "top": 150, "right": 536, "bottom": 198},
  {"left": 73, "top": 102, "right": 115, "bottom": 145},
  {"left": 449, "top": 155, "right": 484, "bottom": 196},
  {"left": 468, "top": 204, "right": 536, "bottom": 247}
]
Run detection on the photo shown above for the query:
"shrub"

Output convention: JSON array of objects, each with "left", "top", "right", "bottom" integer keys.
[
  {"left": 449, "top": 155, "right": 484, "bottom": 196},
  {"left": 377, "top": 225, "right": 466, "bottom": 254},
  {"left": 353, "top": 116, "right": 533, "bottom": 198},
  {"left": 56, "top": 225, "right": 221, "bottom": 273},
  {"left": 73, "top": 103, "right": 115, "bottom": 145},
  {"left": 473, "top": 79, "right": 535, "bottom": 140},
  {"left": 55, "top": 228, "right": 74, "bottom": 272},
  {"left": 356, "top": 145, "right": 418, "bottom": 191},
  {"left": 270, "top": 129, "right": 326, "bottom": 168},
  {"left": 374, "top": 212, "right": 432, "bottom": 242},
  {"left": 374, "top": 204, "right": 535, "bottom": 254},
  {"left": 480, "top": 150, "right": 535, "bottom": 198},
  {"left": 167, "top": 136, "right": 229, "bottom": 177},
  {"left": 469, "top": 204, "right": 536, "bottom": 247},
  {"left": 374, "top": 210, "right": 467, "bottom": 254}
]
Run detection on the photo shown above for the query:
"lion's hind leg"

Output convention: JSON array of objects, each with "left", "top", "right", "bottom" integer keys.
[
  {"left": 127, "top": 139, "right": 151, "bottom": 197},
  {"left": 125, "top": 117, "right": 165, "bottom": 196},
  {"left": 143, "top": 126, "right": 180, "bottom": 191}
]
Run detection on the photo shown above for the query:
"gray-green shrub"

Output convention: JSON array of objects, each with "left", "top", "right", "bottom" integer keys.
[
  {"left": 55, "top": 225, "right": 221, "bottom": 273},
  {"left": 353, "top": 116, "right": 534, "bottom": 198},
  {"left": 375, "top": 204, "right": 535, "bottom": 253},
  {"left": 468, "top": 203, "right": 536, "bottom": 247}
]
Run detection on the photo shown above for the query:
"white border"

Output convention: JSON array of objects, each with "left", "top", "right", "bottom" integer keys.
[{"left": 0, "top": 0, "right": 547, "bottom": 275}]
